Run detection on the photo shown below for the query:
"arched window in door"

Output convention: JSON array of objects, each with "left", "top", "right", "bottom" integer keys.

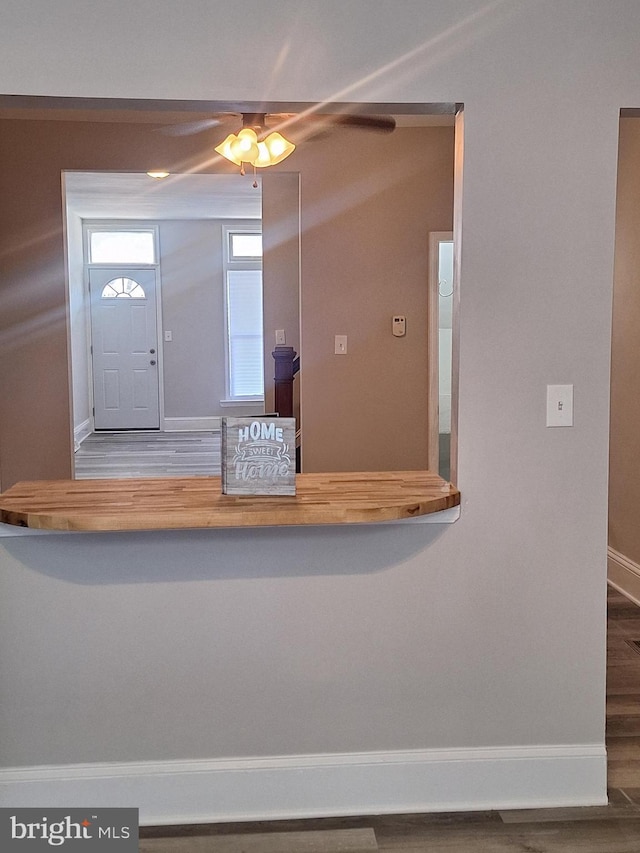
[{"left": 101, "top": 277, "right": 146, "bottom": 299}]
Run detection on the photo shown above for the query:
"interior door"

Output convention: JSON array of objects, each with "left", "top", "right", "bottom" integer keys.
[{"left": 89, "top": 268, "right": 160, "bottom": 429}]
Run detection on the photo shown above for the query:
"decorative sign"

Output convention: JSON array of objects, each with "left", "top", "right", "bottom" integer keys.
[{"left": 221, "top": 417, "right": 296, "bottom": 496}]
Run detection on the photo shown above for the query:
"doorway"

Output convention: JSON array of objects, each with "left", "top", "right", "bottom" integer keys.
[{"left": 428, "top": 231, "right": 454, "bottom": 480}]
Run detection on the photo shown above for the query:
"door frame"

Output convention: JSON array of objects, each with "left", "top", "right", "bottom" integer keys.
[
  {"left": 82, "top": 222, "right": 165, "bottom": 434},
  {"left": 428, "top": 230, "right": 454, "bottom": 475}
]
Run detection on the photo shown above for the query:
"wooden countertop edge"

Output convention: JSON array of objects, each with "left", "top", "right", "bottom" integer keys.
[{"left": 0, "top": 472, "right": 461, "bottom": 532}]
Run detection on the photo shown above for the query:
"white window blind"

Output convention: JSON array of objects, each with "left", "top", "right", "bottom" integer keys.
[{"left": 227, "top": 269, "right": 264, "bottom": 398}]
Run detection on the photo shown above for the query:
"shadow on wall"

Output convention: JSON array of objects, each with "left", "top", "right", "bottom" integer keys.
[{"left": 1, "top": 522, "right": 453, "bottom": 585}]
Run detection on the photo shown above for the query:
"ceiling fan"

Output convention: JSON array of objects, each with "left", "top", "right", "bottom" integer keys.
[
  {"left": 166, "top": 110, "right": 397, "bottom": 138},
  {"left": 163, "top": 110, "right": 396, "bottom": 177}
]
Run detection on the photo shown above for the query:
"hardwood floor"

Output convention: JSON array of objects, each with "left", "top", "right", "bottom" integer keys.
[
  {"left": 74, "top": 431, "right": 221, "bottom": 478},
  {"left": 607, "top": 586, "right": 640, "bottom": 791},
  {"left": 137, "top": 586, "right": 640, "bottom": 851},
  {"left": 139, "top": 804, "right": 640, "bottom": 852}
]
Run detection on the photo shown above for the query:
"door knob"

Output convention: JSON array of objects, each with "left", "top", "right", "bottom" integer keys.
[
  {"left": 150, "top": 359, "right": 156, "bottom": 365},
  {"left": 150, "top": 348, "right": 156, "bottom": 354}
]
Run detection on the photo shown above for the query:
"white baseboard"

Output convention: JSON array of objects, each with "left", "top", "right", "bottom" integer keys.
[
  {"left": 0, "top": 745, "right": 606, "bottom": 826},
  {"left": 162, "top": 417, "right": 221, "bottom": 431},
  {"left": 608, "top": 547, "right": 640, "bottom": 606},
  {"left": 73, "top": 418, "right": 92, "bottom": 451}
]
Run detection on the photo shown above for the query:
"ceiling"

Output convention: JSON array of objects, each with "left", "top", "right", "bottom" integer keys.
[{"left": 64, "top": 171, "right": 262, "bottom": 220}]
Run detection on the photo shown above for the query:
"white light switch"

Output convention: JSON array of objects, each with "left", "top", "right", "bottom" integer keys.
[
  {"left": 335, "top": 335, "right": 347, "bottom": 354},
  {"left": 275, "top": 329, "right": 286, "bottom": 346},
  {"left": 546, "top": 384, "right": 573, "bottom": 427},
  {"left": 164, "top": 330, "right": 172, "bottom": 342}
]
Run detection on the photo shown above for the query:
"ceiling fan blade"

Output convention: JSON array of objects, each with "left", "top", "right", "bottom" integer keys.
[
  {"left": 321, "top": 114, "right": 397, "bottom": 133},
  {"left": 266, "top": 113, "right": 396, "bottom": 133},
  {"left": 159, "top": 116, "right": 231, "bottom": 136},
  {"left": 159, "top": 111, "right": 396, "bottom": 139}
]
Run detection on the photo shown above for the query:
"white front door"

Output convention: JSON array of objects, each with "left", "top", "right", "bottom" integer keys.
[{"left": 89, "top": 268, "right": 160, "bottom": 430}]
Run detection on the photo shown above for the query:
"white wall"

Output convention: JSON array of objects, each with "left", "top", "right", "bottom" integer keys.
[
  {"left": 158, "top": 219, "right": 231, "bottom": 421},
  {"left": 71, "top": 218, "right": 260, "bottom": 433},
  {"left": 438, "top": 240, "right": 454, "bottom": 434},
  {"left": 0, "top": 0, "right": 635, "bottom": 820}
]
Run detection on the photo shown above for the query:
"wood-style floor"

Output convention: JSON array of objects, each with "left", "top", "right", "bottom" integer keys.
[
  {"left": 138, "top": 587, "right": 640, "bottom": 851},
  {"left": 606, "top": 586, "right": 640, "bottom": 789},
  {"left": 74, "top": 431, "right": 221, "bottom": 478}
]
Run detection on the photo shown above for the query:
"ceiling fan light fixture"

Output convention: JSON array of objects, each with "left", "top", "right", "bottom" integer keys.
[
  {"left": 215, "top": 126, "right": 295, "bottom": 170},
  {"left": 146, "top": 170, "right": 170, "bottom": 179},
  {"left": 232, "top": 128, "right": 260, "bottom": 164},
  {"left": 214, "top": 133, "right": 243, "bottom": 166},
  {"left": 260, "top": 132, "right": 295, "bottom": 166},
  {"left": 255, "top": 141, "right": 272, "bottom": 168}
]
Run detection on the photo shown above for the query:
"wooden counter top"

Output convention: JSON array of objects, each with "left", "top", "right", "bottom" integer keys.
[{"left": 0, "top": 471, "right": 460, "bottom": 532}]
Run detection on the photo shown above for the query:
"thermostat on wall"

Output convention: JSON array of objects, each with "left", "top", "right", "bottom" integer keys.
[{"left": 392, "top": 315, "right": 406, "bottom": 337}]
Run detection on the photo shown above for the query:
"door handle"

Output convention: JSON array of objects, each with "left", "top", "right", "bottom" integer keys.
[{"left": 150, "top": 360, "right": 156, "bottom": 366}]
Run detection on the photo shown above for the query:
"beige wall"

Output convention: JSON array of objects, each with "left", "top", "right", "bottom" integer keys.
[
  {"left": 263, "top": 126, "right": 456, "bottom": 469},
  {"left": 262, "top": 172, "right": 301, "bottom": 417},
  {"left": 299, "top": 126, "right": 454, "bottom": 471},
  {"left": 609, "top": 117, "right": 640, "bottom": 564}
]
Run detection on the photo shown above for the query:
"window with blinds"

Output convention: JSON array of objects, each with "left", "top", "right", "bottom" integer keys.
[
  {"left": 227, "top": 269, "right": 264, "bottom": 398},
  {"left": 224, "top": 228, "right": 264, "bottom": 401}
]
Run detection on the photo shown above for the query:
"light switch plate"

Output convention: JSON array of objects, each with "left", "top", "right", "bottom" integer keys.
[
  {"left": 546, "top": 384, "right": 573, "bottom": 427},
  {"left": 335, "top": 335, "right": 347, "bottom": 354},
  {"left": 275, "top": 329, "right": 286, "bottom": 346}
]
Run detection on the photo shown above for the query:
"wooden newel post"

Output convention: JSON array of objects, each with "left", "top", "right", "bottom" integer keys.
[{"left": 272, "top": 346, "right": 297, "bottom": 419}]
